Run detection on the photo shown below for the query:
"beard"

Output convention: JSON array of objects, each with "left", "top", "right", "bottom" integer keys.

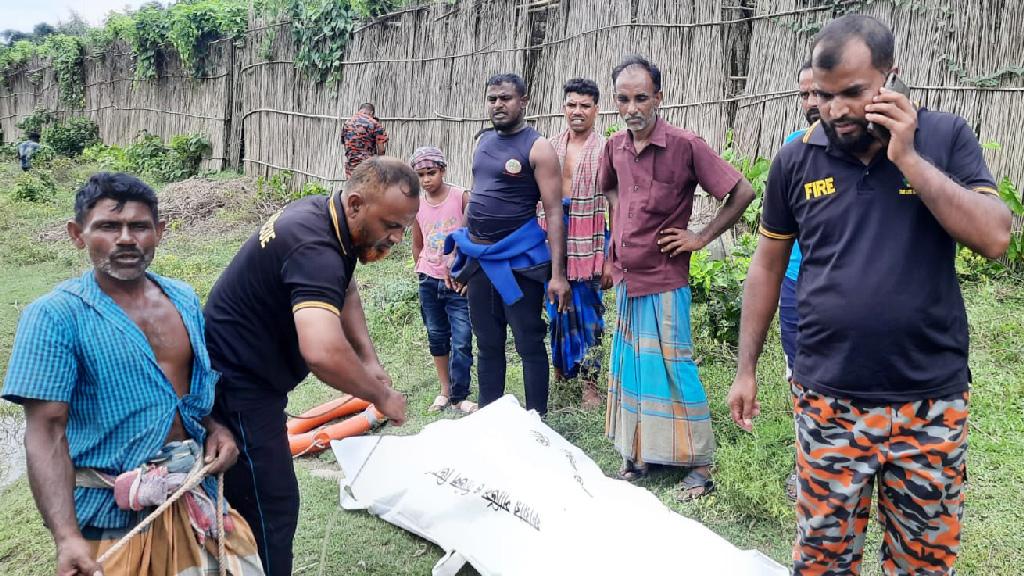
[
  {"left": 490, "top": 110, "right": 522, "bottom": 130},
  {"left": 624, "top": 110, "right": 654, "bottom": 133},
  {"left": 822, "top": 116, "right": 875, "bottom": 155},
  {"left": 357, "top": 240, "right": 395, "bottom": 263},
  {"left": 97, "top": 247, "right": 154, "bottom": 281},
  {"left": 804, "top": 106, "right": 821, "bottom": 125}
]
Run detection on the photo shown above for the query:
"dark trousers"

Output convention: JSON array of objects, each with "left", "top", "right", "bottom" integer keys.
[
  {"left": 467, "top": 269, "right": 549, "bottom": 414},
  {"left": 214, "top": 395, "right": 297, "bottom": 576}
]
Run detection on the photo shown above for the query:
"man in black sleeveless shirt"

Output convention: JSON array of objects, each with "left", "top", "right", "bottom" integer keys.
[{"left": 454, "top": 73, "right": 570, "bottom": 415}]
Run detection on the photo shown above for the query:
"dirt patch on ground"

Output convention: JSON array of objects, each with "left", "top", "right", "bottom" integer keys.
[
  {"left": 158, "top": 176, "right": 268, "bottom": 236},
  {"left": 37, "top": 175, "right": 281, "bottom": 242}
]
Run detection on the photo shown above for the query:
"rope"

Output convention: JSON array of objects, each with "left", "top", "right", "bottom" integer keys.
[
  {"left": 217, "top": 472, "right": 226, "bottom": 576},
  {"left": 96, "top": 460, "right": 229, "bottom": 575},
  {"left": 291, "top": 437, "right": 329, "bottom": 459}
]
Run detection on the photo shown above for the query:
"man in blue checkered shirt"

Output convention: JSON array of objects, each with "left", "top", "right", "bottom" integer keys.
[{"left": 2, "top": 173, "right": 264, "bottom": 575}]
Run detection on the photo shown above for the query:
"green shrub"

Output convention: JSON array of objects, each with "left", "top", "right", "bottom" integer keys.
[
  {"left": 15, "top": 108, "right": 56, "bottom": 138},
  {"left": 39, "top": 34, "right": 85, "bottom": 107},
  {"left": 11, "top": 170, "right": 58, "bottom": 202},
  {"left": 997, "top": 177, "right": 1024, "bottom": 264},
  {"left": 43, "top": 116, "right": 100, "bottom": 156},
  {"left": 956, "top": 246, "right": 1006, "bottom": 282},
  {"left": 256, "top": 171, "right": 330, "bottom": 205},
  {"left": 0, "top": 143, "right": 17, "bottom": 162},
  {"left": 81, "top": 143, "right": 130, "bottom": 172},
  {"left": 166, "top": 133, "right": 212, "bottom": 180},
  {"left": 118, "top": 131, "right": 210, "bottom": 182},
  {"left": 721, "top": 129, "right": 770, "bottom": 231},
  {"left": 689, "top": 233, "right": 756, "bottom": 348},
  {"left": 25, "top": 144, "right": 57, "bottom": 167}
]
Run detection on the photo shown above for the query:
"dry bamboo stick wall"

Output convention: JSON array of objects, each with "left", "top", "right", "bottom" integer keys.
[
  {"left": 736, "top": 0, "right": 1024, "bottom": 254},
  {"left": 0, "top": 0, "right": 1020, "bottom": 244},
  {"left": 0, "top": 40, "right": 232, "bottom": 172}
]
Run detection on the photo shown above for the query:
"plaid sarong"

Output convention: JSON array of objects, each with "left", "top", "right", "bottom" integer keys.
[
  {"left": 79, "top": 439, "right": 265, "bottom": 575},
  {"left": 85, "top": 501, "right": 265, "bottom": 576},
  {"left": 605, "top": 284, "right": 715, "bottom": 467},
  {"left": 540, "top": 129, "right": 607, "bottom": 281},
  {"left": 546, "top": 278, "right": 604, "bottom": 378}
]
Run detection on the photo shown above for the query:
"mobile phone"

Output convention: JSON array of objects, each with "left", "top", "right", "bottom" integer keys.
[{"left": 867, "top": 71, "right": 911, "bottom": 142}]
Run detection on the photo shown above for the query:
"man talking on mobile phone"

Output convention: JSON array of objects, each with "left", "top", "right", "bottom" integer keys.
[{"left": 728, "top": 14, "right": 1011, "bottom": 575}]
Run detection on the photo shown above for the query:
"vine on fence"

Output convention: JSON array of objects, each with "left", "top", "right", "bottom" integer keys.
[
  {"left": 167, "top": 2, "right": 247, "bottom": 76},
  {"left": 15, "top": 108, "right": 56, "bottom": 137},
  {"left": 40, "top": 35, "right": 85, "bottom": 108},
  {"left": 286, "top": 0, "right": 406, "bottom": 84}
]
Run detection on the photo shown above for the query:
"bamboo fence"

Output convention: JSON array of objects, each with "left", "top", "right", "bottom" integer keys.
[
  {"left": 0, "top": 40, "right": 233, "bottom": 172},
  {"left": 0, "top": 0, "right": 1020, "bottom": 236}
]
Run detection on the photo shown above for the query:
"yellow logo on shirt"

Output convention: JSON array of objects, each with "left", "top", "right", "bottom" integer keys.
[
  {"left": 804, "top": 177, "right": 836, "bottom": 200},
  {"left": 259, "top": 210, "right": 283, "bottom": 248}
]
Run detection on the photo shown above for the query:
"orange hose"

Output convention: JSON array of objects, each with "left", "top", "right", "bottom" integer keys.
[
  {"left": 285, "top": 396, "right": 371, "bottom": 435},
  {"left": 288, "top": 406, "right": 384, "bottom": 457}
]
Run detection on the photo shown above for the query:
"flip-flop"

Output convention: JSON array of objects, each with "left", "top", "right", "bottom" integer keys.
[
  {"left": 616, "top": 461, "right": 649, "bottom": 482},
  {"left": 676, "top": 468, "right": 715, "bottom": 501},
  {"left": 427, "top": 394, "right": 449, "bottom": 413},
  {"left": 453, "top": 400, "right": 478, "bottom": 414}
]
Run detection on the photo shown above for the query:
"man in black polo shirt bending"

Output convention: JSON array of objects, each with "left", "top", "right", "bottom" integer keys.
[
  {"left": 204, "top": 157, "right": 418, "bottom": 576},
  {"left": 728, "top": 15, "right": 1010, "bottom": 576}
]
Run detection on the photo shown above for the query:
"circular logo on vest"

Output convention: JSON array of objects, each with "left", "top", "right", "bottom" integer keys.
[{"left": 504, "top": 158, "right": 522, "bottom": 174}]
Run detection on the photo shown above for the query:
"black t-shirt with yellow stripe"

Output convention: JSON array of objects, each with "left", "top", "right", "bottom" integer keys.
[
  {"left": 205, "top": 192, "right": 357, "bottom": 409},
  {"left": 760, "top": 108, "right": 998, "bottom": 403}
]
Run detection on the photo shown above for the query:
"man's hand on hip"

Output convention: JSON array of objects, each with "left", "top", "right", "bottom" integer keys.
[{"left": 657, "top": 228, "right": 706, "bottom": 257}]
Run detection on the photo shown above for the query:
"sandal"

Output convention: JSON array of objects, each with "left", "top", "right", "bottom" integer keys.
[
  {"left": 428, "top": 394, "right": 449, "bottom": 413},
  {"left": 676, "top": 468, "right": 715, "bottom": 501},
  {"left": 616, "top": 460, "right": 649, "bottom": 482},
  {"left": 453, "top": 400, "right": 478, "bottom": 414},
  {"left": 785, "top": 469, "right": 799, "bottom": 502}
]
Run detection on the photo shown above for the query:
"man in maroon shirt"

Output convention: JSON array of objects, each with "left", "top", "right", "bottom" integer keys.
[{"left": 599, "top": 56, "right": 754, "bottom": 499}]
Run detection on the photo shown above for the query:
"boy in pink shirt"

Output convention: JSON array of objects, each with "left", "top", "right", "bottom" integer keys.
[{"left": 410, "top": 147, "right": 476, "bottom": 413}]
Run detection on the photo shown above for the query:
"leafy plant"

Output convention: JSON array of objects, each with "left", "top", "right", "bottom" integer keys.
[
  {"left": 997, "top": 177, "right": 1024, "bottom": 264},
  {"left": 256, "top": 170, "right": 295, "bottom": 203},
  {"left": 0, "top": 40, "right": 38, "bottom": 79},
  {"left": 689, "top": 233, "right": 755, "bottom": 347},
  {"left": 603, "top": 122, "right": 623, "bottom": 138},
  {"left": 15, "top": 108, "right": 56, "bottom": 139},
  {"left": 43, "top": 116, "right": 100, "bottom": 156},
  {"left": 108, "top": 130, "right": 211, "bottom": 182},
  {"left": 288, "top": 0, "right": 358, "bottom": 84},
  {"left": 956, "top": 245, "right": 1006, "bottom": 282},
  {"left": 167, "top": 133, "right": 212, "bottom": 179},
  {"left": 81, "top": 143, "right": 130, "bottom": 171},
  {"left": 167, "top": 1, "right": 246, "bottom": 76},
  {"left": 11, "top": 170, "right": 58, "bottom": 202},
  {"left": 255, "top": 171, "right": 328, "bottom": 205},
  {"left": 128, "top": 3, "right": 170, "bottom": 80},
  {"left": 721, "top": 129, "right": 770, "bottom": 230},
  {"left": 39, "top": 34, "right": 85, "bottom": 107}
]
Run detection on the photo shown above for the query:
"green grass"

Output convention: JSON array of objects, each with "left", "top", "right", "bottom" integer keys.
[{"left": 1, "top": 160, "right": 1022, "bottom": 574}]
